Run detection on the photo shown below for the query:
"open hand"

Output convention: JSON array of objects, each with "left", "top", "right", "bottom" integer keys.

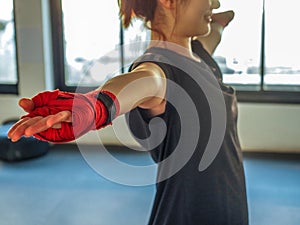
[
  {"left": 8, "top": 97, "right": 72, "bottom": 142},
  {"left": 8, "top": 89, "right": 110, "bottom": 143}
]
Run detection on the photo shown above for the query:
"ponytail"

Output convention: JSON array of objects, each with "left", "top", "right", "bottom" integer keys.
[{"left": 118, "top": 0, "right": 157, "bottom": 28}]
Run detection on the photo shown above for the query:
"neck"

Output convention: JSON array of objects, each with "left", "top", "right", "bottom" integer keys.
[{"left": 149, "top": 31, "right": 200, "bottom": 62}]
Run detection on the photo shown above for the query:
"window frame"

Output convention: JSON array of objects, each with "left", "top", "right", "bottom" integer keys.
[
  {"left": 0, "top": 0, "right": 19, "bottom": 95},
  {"left": 50, "top": 0, "right": 125, "bottom": 93},
  {"left": 50, "top": 0, "right": 300, "bottom": 103}
]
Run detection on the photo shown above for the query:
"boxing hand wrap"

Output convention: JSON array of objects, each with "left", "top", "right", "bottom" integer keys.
[{"left": 21, "top": 89, "right": 120, "bottom": 143}]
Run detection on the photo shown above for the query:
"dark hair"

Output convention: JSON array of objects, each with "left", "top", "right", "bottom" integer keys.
[
  {"left": 118, "top": 0, "right": 188, "bottom": 40},
  {"left": 118, "top": 0, "right": 157, "bottom": 28}
]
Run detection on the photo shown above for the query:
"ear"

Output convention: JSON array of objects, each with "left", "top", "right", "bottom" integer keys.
[{"left": 158, "top": 0, "right": 176, "bottom": 9}]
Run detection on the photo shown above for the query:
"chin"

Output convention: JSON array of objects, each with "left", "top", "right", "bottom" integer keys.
[{"left": 197, "top": 25, "right": 211, "bottom": 37}]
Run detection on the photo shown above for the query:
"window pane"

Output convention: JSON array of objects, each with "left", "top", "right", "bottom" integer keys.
[
  {"left": 213, "top": 0, "right": 263, "bottom": 91},
  {"left": 62, "top": 0, "right": 120, "bottom": 87},
  {"left": 0, "top": 0, "right": 17, "bottom": 85},
  {"left": 123, "top": 18, "right": 150, "bottom": 72},
  {"left": 264, "top": 0, "right": 300, "bottom": 91}
]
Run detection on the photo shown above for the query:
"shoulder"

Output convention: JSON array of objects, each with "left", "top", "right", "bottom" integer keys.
[
  {"left": 132, "top": 62, "right": 166, "bottom": 80},
  {"left": 129, "top": 62, "right": 167, "bottom": 112}
]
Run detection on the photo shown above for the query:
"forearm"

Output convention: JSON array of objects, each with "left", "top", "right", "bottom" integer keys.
[
  {"left": 194, "top": 10, "right": 235, "bottom": 55},
  {"left": 193, "top": 22, "right": 223, "bottom": 55}
]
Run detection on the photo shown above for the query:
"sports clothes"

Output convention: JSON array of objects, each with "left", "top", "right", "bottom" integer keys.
[{"left": 126, "top": 40, "right": 248, "bottom": 225}]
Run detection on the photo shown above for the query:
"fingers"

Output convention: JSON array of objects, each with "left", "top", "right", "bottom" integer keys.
[
  {"left": 19, "top": 98, "right": 35, "bottom": 113},
  {"left": 7, "top": 111, "right": 72, "bottom": 142},
  {"left": 212, "top": 10, "right": 235, "bottom": 28},
  {"left": 46, "top": 111, "right": 72, "bottom": 128},
  {"left": 8, "top": 116, "right": 44, "bottom": 142},
  {"left": 7, "top": 117, "right": 31, "bottom": 139}
]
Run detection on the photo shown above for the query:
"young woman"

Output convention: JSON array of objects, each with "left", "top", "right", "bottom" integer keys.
[{"left": 8, "top": 0, "right": 248, "bottom": 224}]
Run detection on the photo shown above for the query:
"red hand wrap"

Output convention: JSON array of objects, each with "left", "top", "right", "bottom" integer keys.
[{"left": 22, "top": 90, "right": 120, "bottom": 143}]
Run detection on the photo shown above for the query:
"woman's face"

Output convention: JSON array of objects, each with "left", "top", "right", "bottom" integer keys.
[{"left": 175, "top": 0, "right": 221, "bottom": 37}]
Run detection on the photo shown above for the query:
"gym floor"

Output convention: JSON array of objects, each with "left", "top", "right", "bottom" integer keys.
[{"left": 0, "top": 144, "right": 300, "bottom": 225}]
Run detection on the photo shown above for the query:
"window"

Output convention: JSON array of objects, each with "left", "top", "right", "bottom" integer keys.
[
  {"left": 0, "top": 0, "right": 18, "bottom": 94},
  {"left": 51, "top": 0, "right": 149, "bottom": 92},
  {"left": 56, "top": 0, "right": 121, "bottom": 91},
  {"left": 123, "top": 18, "right": 150, "bottom": 71},
  {"left": 51, "top": 0, "right": 300, "bottom": 103},
  {"left": 264, "top": 0, "right": 300, "bottom": 91},
  {"left": 214, "top": 0, "right": 263, "bottom": 91},
  {"left": 214, "top": 0, "right": 300, "bottom": 103}
]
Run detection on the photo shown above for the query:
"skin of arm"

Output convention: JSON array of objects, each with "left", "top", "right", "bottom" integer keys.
[
  {"left": 97, "top": 62, "right": 167, "bottom": 115},
  {"left": 193, "top": 22, "right": 224, "bottom": 55},
  {"left": 193, "top": 10, "right": 235, "bottom": 55},
  {"left": 8, "top": 63, "right": 166, "bottom": 142}
]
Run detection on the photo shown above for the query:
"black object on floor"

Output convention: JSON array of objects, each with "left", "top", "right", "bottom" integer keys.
[{"left": 0, "top": 120, "right": 49, "bottom": 162}]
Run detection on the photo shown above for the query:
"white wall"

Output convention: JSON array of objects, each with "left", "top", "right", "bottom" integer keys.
[
  {"left": 0, "top": 0, "right": 47, "bottom": 123},
  {"left": 1, "top": 0, "right": 300, "bottom": 153},
  {"left": 238, "top": 103, "right": 300, "bottom": 152}
]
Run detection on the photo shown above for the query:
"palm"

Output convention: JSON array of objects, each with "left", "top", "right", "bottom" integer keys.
[{"left": 8, "top": 98, "right": 72, "bottom": 142}]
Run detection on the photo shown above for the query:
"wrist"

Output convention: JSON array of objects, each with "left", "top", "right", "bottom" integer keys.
[{"left": 92, "top": 90, "right": 120, "bottom": 126}]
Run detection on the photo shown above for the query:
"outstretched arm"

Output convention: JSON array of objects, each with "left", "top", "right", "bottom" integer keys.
[
  {"left": 8, "top": 63, "right": 166, "bottom": 143},
  {"left": 193, "top": 10, "right": 235, "bottom": 55}
]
